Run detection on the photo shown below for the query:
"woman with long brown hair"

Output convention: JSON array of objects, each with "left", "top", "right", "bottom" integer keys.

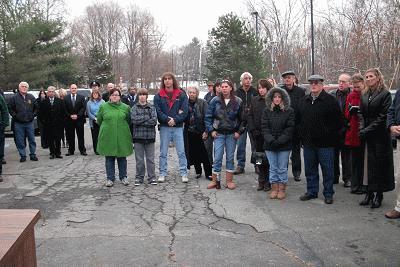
[{"left": 359, "top": 68, "right": 395, "bottom": 208}]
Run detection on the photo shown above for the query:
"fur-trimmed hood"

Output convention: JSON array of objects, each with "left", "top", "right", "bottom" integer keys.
[{"left": 265, "top": 87, "right": 291, "bottom": 111}]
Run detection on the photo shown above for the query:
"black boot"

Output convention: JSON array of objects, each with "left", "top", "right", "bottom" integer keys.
[
  {"left": 371, "top": 192, "right": 383, "bottom": 209},
  {"left": 257, "top": 176, "right": 265, "bottom": 191},
  {"left": 360, "top": 192, "right": 374, "bottom": 206}
]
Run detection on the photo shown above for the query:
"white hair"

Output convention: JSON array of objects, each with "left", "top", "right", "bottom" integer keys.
[
  {"left": 240, "top": 72, "right": 253, "bottom": 85},
  {"left": 19, "top": 81, "right": 29, "bottom": 89},
  {"left": 47, "top": 86, "right": 56, "bottom": 91}
]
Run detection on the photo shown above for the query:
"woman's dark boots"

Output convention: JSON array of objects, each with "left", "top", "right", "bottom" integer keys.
[
  {"left": 360, "top": 192, "right": 374, "bottom": 206},
  {"left": 371, "top": 192, "right": 383, "bottom": 209}
]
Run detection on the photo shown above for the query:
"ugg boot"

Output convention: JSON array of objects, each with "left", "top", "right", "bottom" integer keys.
[
  {"left": 225, "top": 172, "right": 236, "bottom": 190},
  {"left": 269, "top": 183, "right": 279, "bottom": 199},
  {"left": 277, "top": 183, "right": 286, "bottom": 200},
  {"left": 207, "top": 173, "right": 218, "bottom": 189}
]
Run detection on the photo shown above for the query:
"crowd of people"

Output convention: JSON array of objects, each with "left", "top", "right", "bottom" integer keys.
[{"left": 0, "top": 69, "right": 399, "bottom": 220}]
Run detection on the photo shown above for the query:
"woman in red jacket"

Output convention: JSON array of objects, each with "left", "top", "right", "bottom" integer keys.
[{"left": 344, "top": 74, "right": 365, "bottom": 194}]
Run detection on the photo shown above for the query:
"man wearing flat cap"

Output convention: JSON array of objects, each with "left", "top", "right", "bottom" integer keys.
[
  {"left": 281, "top": 70, "right": 305, "bottom": 182},
  {"left": 296, "top": 74, "right": 343, "bottom": 204}
]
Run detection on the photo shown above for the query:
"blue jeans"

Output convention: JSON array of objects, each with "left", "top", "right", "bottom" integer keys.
[
  {"left": 213, "top": 133, "right": 237, "bottom": 174},
  {"left": 303, "top": 146, "right": 335, "bottom": 198},
  {"left": 266, "top": 150, "right": 290, "bottom": 184},
  {"left": 14, "top": 121, "right": 36, "bottom": 158},
  {"left": 159, "top": 126, "right": 187, "bottom": 177},
  {"left": 105, "top": 156, "right": 127, "bottom": 181},
  {"left": 236, "top": 129, "right": 254, "bottom": 169}
]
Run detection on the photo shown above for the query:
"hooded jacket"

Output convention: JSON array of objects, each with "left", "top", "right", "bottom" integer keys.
[{"left": 261, "top": 87, "right": 295, "bottom": 151}]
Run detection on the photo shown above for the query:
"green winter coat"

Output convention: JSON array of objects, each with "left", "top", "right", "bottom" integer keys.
[{"left": 97, "top": 102, "right": 133, "bottom": 157}]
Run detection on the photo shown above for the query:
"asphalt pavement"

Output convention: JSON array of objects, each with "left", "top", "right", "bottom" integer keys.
[{"left": 0, "top": 126, "right": 399, "bottom": 266}]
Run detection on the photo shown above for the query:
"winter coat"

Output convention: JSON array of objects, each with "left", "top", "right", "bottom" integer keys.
[
  {"left": 205, "top": 95, "right": 245, "bottom": 135},
  {"left": 344, "top": 90, "right": 361, "bottom": 147},
  {"left": 153, "top": 88, "right": 188, "bottom": 128},
  {"left": 360, "top": 88, "right": 395, "bottom": 192},
  {"left": 280, "top": 85, "right": 305, "bottom": 112},
  {"left": 204, "top": 91, "right": 215, "bottom": 104},
  {"left": 330, "top": 88, "right": 351, "bottom": 142},
  {"left": 297, "top": 89, "right": 343, "bottom": 148},
  {"left": 387, "top": 89, "right": 400, "bottom": 130},
  {"left": 247, "top": 95, "right": 267, "bottom": 136},
  {"left": 235, "top": 85, "right": 258, "bottom": 124},
  {"left": 0, "top": 95, "right": 9, "bottom": 128},
  {"left": 8, "top": 92, "right": 37, "bottom": 123},
  {"left": 261, "top": 87, "right": 295, "bottom": 151},
  {"left": 96, "top": 102, "right": 133, "bottom": 157},
  {"left": 130, "top": 102, "right": 157, "bottom": 143},
  {"left": 185, "top": 98, "right": 207, "bottom": 134}
]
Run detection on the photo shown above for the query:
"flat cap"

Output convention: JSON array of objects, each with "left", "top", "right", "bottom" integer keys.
[
  {"left": 90, "top": 81, "right": 100, "bottom": 88},
  {"left": 281, "top": 70, "right": 296, "bottom": 77},
  {"left": 307, "top": 74, "right": 324, "bottom": 82}
]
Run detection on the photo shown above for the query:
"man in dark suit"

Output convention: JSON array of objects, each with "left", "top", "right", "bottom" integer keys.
[
  {"left": 39, "top": 86, "right": 66, "bottom": 159},
  {"left": 122, "top": 86, "right": 138, "bottom": 136},
  {"left": 64, "top": 84, "right": 87, "bottom": 156}
]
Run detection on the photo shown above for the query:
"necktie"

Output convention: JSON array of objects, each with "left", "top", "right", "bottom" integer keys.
[
  {"left": 72, "top": 95, "right": 76, "bottom": 107},
  {"left": 50, "top": 98, "right": 54, "bottom": 105}
]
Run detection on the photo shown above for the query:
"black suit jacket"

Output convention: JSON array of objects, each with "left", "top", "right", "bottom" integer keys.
[
  {"left": 64, "top": 94, "right": 86, "bottom": 123},
  {"left": 38, "top": 98, "right": 65, "bottom": 127}
]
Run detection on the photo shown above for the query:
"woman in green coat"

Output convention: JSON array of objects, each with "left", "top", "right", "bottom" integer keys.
[{"left": 97, "top": 88, "right": 133, "bottom": 187}]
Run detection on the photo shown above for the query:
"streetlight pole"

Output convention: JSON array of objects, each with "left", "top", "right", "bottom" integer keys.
[
  {"left": 310, "top": 0, "right": 315, "bottom": 75},
  {"left": 251, "top": 11, "right": 259, "bottom": 40}
]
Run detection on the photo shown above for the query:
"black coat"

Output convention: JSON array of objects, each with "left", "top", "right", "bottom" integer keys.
[
  {"left": 281, "top": 85, "right": 305, "bottom": 112},
  {"left": 235, "top": 85, "right": 258, "bottom": 124},
  {"left": 297, "top": 90, "right": 343, "bottom": 147},
  {"left": 261, "top": 87, "right": 295, "bottom": 151},
  {"left": 64, "top": 94, "right": 86, "bottom": 124},
  {"left": 38, "top": 98, "right": 65, "bottom": 137},
  {"left": 360, "top": 88, "right": 395, "bottom": 192},
  {"left": 248, "top": 95, "right": 267, "bottom": 151}
]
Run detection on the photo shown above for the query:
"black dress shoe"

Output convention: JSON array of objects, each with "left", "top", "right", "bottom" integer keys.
[
  {"left": 65, "top": 152, "right": 74, "bottom": 156},
  {"left": 360, "top": 192, "right": 375, "bottom": 206},
  {"left": 351, "top": 189, "right": 364, "bottom": 195},
  {"left": 80, "top": 152, "right": 88, "bottom": 156},
  {"left": 343, "top": 181, "right": 351, "bottom": 188},
  {"left": 294, "top": 176, "right": 301, "bottom": 182},
  {"left": 233, "top": 167, "right": 244, "bottom": 175},
  {"left": 371, "top": 192, "right": 383, "bottom": 209},
  {"left": 20, "top": 157, "right": 26, "bottom": 162},
  {"left": 49, "top": 155, "right": 55, "bottom": 159},
  {"left": 1, "top": 159, "right": 6, "bottom": 164},
  {"left": 299, "top": 193, "right": 318, "bottom": 201},
  {"left": 55, "top": 155, "right": 63, "bottom": 159},
  {"left": 195, "top": 173, "right": 202, "bottom": 179},
  {"left": 324, "top": 197, "right": 333, "bottom": 204},
  {"left": 30, "top": 156, "right": 38, "bottom": 161}
]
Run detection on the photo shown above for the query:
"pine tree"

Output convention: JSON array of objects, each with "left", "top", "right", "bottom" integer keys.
[
  {"left": 205, "top": 13, "right": 267, "bottom": 86},
  {"left": 87, "top": 45, "right": 114, "bottom": 85}
]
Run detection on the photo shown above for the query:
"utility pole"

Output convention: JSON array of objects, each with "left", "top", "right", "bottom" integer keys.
[
  {"left": 310, "top": 0, "right": 315, "bottom": 75},
  {"left": 251, "top": 11, "right": 259, "bottom": 40}
]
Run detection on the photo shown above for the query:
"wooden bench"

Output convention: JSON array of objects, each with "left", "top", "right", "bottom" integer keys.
[{"left": 0, "top": 209, "right": 41, "bottom": 267}]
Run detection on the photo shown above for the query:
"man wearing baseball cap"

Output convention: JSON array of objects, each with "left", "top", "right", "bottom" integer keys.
[
  {"left": 297, "top": 74, "right": 343, "bottom": 204},
  {"left": 281, "top": 70, "right": 305, "bottom": 181}
]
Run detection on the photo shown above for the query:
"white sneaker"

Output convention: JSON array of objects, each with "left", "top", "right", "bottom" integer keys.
[
  {"left": 181, "top": 175, "right": 188, "bottom": 183},
  {"left": 105, "top": 180, "right": 114, "bottom": 187},
  {"left": 121, "top": 178, "right": 129, "bottom": 186},
  {"left": 158, "top": 176, "right": 165, "bottom": 183}
]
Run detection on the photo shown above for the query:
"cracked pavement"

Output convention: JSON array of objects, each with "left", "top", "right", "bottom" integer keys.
[{"left": 0, "top": 128, "right": 399, "bottom": 266}]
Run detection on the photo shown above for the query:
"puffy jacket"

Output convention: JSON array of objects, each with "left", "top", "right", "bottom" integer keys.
[
  {"left": 205, "top": 95, "right": 245, "bottom": 135},
  {"left": 153, "top": 88, "right": 188, "bottom": 127},
  {"left": 8, "top": 92, "right": 37, "bottom": 123},
  {"left": 261, "top": 87, "right": 294, "bottom": 151}
]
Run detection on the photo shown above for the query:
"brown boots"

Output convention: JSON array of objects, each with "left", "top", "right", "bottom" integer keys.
[
  {"left": 269, "top": 183, "right": 286, "bottom": 200},
  {"left": 225, "top": 172, "right": 236, "bottom": 189},
  {"left": 207, "top": 173, "right": 221, "bottom": 189},
  {"left": 207, "top": 172, "right": 236, "bottom": 190}
]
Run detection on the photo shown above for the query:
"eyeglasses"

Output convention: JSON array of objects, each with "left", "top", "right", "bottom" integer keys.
[
  {"left": 111, "top": 94, "right": 120, "bottom": 97},
  {"left": 309, "top": 81, "right": 322, "bottom": 85}
]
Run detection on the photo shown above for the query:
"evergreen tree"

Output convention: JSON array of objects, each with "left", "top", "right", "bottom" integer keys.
[
  {"left": 205, "top": 13, "right": 267, "bottom": 86},
  {"left": 6, "top": 19, "right": 77, "bottom": 89},
  {"left": 87, "top": 45, "right": 114, "bottom": 85}
]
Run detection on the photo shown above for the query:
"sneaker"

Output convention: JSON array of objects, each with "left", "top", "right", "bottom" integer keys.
[
  {"left": 181, "top": 175, "right": 188, "bottom": 183},
  {"left": 30, "top": 156, "right": 38, "bottom": 161},
  {"left": 20, "top": 157, "right": 26, "bottom": 162},
  {"left": 158, "top": 176, "right": 165, "bottom": 183},
  {"left": 150, "top": 179, "right": 158, "bottom": 185},
  {"left": 134, "top": 179, "right": 141, "bottom": 186},
  {"left": 121, "top": 178, "right": 129, "bottom": 186},
  {"left": 105, "top": 180, "right": 114, "bottom": 187}
]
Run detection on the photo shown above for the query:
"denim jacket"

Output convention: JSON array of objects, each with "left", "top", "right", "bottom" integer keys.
[{"left": 205, "top": 95, "right": 245, "bottom": 134}]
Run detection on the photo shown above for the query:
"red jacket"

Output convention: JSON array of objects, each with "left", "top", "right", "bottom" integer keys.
[{"left": 344, "top": 90, "right": 361, "bottom": 147}]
